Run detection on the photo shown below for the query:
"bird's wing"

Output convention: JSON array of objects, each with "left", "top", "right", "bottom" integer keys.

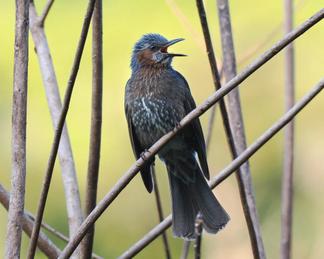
[
  {"left": 174, "top": 71, "right": 210, "bottom": 179},
  {"left": 125, "top": 99, "right": 154, "bottom": 193}
]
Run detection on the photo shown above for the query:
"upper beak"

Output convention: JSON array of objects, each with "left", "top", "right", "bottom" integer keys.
[{"left": 161, "top": 38, "right": 186, "bottom": 57}]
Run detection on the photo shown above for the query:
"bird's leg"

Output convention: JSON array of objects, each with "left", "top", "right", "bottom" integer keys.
[{"left": 174, "top": 121, "right": 182, "bottom": 130}]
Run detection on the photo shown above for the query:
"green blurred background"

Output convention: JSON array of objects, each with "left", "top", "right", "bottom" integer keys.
[{"left": 1, "top": 0, "right": 323, "bottom": 258}]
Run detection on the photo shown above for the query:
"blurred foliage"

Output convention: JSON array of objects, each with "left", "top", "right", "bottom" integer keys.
[{"left": 0, "top": 0, "right": 324, "bottom": 258}]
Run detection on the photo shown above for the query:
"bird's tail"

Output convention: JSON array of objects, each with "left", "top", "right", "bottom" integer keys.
[{"left": 165, "top": 155, "right": 229, "bottom": 240}]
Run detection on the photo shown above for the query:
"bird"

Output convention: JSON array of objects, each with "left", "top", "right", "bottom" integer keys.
[{"left": 124, "top": 33, "right": 229, "bottom": 239}]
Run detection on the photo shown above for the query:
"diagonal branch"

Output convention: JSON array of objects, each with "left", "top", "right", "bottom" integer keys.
[
  {"left": 80, "top": 0, "right": 103, "bottom": 258},
  {"left": 281, "top": 0, "right": 295, "bottom": 258},
  {"left": 29, "top": 1, "right": 83, "bottom": 250},
  {"left": 216, "top": 0, "right": 265, "bottom": 258},
  {"left": 152, "top": 166, "right": 172, "bottom": 259},
  {"left": 27, "top": 0, "right": 97, "bottom": 258},
  {"left": 0, "top": 184, "right": 61, "bottom": 259},
  {"left": 119, "top": 78, "right": 324, "bottom": 258},
  {"left": 5, "top": 0, "right": 29, "bottom": 258},
  {"left": 23, "top": 212, "right": 103, "bottom": 259},
  {"left": 38, "top": 0, "right": 55, "bottom": 27},
  {"left": 57, "top": 9, "right": 324, "bottom": 258}
]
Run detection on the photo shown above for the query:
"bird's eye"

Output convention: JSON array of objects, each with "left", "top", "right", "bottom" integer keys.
[{"left": 149, "top": 46, "right": 159, "bottom": 51}]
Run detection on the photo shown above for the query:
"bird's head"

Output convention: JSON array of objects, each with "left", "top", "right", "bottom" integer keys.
[{"left": 131, "top": 33, "right": 186, "bottom": 71}]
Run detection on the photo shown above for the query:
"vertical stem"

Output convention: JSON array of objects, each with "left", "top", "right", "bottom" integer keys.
[
  {"left": 180, "top": 241, "right": 191, "bottom": 259},
  {"left": 152, "top": 166, "right": 172, "bottom": 259},
  {"left": 205, "top": 104, "right": 217, "bottom": 153},
  {"left": 27, "top": 1, "right": 97, "bottom": 258},
  {"left": 1, "top": 184, "right": 61, "bottom": 259},
  {"left": 5, "top": 0, "right": 29, "bottom": 258},
  {"left": 216, "top": 0, "right": 266, "bottom": 258},
  {"left": 81, "top": 0, "right": 103, "bottom": 258},
  {"left": 29, "top": 2, "right": 83, "bottom": 249},
  {"left": 281, "top": 0, "right": 295, "bottom": 258},
  {"left": 194, "top": 213, "right": 203, "bottom": 259}
]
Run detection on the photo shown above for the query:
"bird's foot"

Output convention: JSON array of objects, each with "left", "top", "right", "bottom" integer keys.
[
  {"left": 174, "top": 121, "right": 182, "bottom": 130},
  {"left": 140, "top": 149, "right": 151, "bottom": 160}
]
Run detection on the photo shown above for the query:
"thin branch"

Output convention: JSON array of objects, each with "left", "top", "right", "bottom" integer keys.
[
  {"left": 194, "top": 213, "right": 203, "bottom": 259},
  {"left": 164, "top": 0, "right": 205, "bottom": 51},
  {"left": 205, "top": 104, "right": 217, "bottom": 154},
  {"left": 180, "top": 241, "right": 191, "bottom": 259},
  {"left": 217, "top": 0, "right": 265, "bottom": 258},
  {"left": 5, "top": 0, "right": 29, "bottom": 258},
  {"left": 237, "top": 0, "right": 308, "bottom": 65},
  {"left": 0, "top": 184, "right": 61, "bottom": 259},
  {"left": 80, "top": 1, "right": 103, "bottom": 258},
  {"left": 25, "top": 211, "right": 69, "bottom": 242},
  {"left": 195, "top": 0, "right": 265, "bottom": 257},
  {"left": 281, "top": 0, "right": 295, "bottom": 258},
  {"left": 29, "top": 0, "right": 83, "bottom": 249},
  {"left": 119, "top": 78, "right": 324, "bottom": 258},
  {"left": 152, "top": 166, "right": 172, "bottom": 259},
  {"left": 38, "top": 0, "right": 55, "bottom": 27},
  {"left": 23, "top": 213, "right": 103, "bottom": 259},
  {"left": 27, "top": 0, "right": 97, "bottom": 258},
  {"left": 57, "top": 10, "right": 324, "bottom": 258}
]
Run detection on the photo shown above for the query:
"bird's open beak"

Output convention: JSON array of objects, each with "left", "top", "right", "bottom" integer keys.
[{"left": 161, "top": 38, "right": 186, "bottom": 57}]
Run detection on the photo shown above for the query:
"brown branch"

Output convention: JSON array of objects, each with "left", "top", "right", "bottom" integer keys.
[
  {"left": 120, "top": 78, "right": 324, "bottom": 258},
  {"left": 23, "top": 212, "right": 103, "bottom": 259},
  {"left": 152, "top": 166, "right": 172, "bottom": 259},
  {"left": 27, "top": 0, "right": 97, "bottom": 258},
  {"left": 29, "top": 1, "right": 83, "bottom": 250},
  {"left": 0, "top": 184, "right": 61, "bottom": 258},
  {"left": 57, "top": 10, "right": 324, "bottom": 258},
  {"left": 281, "top": 0, "right": 295, "bottom": 258},
  {"left": 5, "top": 0, "right": 29, "bottom": 258},
  {"left": 205, "top": 104, "right": 217, "bottom": 154},
  {"left": 217, "top": 0, "right": 265, "bottom": 258},
  {"left": 80, "top": 1, "right": 103, "bottom": 258},
  {"left": 38, "top": 0, "right": 55, "bottom": 27}
]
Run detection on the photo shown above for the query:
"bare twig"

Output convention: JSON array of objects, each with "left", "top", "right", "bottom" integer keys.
[
  {"left": 5, "top": 0, "right": 29, "bottom": 258},
  {"left": 205, "top": 104, "right": 217, "bottom": 154},
  {"left": 180, "top": 241, "right": 191, "bottom": 259},
  {"left": 0, "top": 184, "right": 61, "bottom": 259},
  {"left": 195, "top": 0, "right": 265, "bottom": 257},
  {"left": 25, "top": 211, "right": 69, "bottom": 242},
  {"left": 27, "top": 1, "right": 97, "bottom": 258},
  {"left": 120, "top": 78, "right": 324, "bottom": 258},
  {"left": 194, "top": 213, "right": 203, "bottom": 259},
  {"left": 238, "top": 0, "right": 307, "bottom": 65},
  {"left": 152, "top": 166, "right": 172, "bottom": 259},
  {"left": 24, "top": 212, "right": 103, "bottom": 259},
  {"left": 164, "top": 0, "right": 205, "bottom": 50},
  {"left": 217, "top": 0, "right": 265, "bottom": 258},
  {"left": 281, "top": 0, "right": 295, "bottom": 258},
  {"left": 29, "top": 1, "right": 83, "bottom": 248},
  {"left": 58, "top": 10, "right": 324, "bottom": 258},
  {"left": 38, "top": 0, "right": 55, "bottom": 27},
  {"left": 80, "top": 1, "right": 103, "bottom": 258}
]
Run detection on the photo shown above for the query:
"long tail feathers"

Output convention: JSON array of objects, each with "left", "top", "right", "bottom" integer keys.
[{"left": 166, "top": 158, "right": 229, "bottom": 239}]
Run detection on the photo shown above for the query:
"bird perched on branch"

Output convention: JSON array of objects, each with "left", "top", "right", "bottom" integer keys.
[{"left": 125, "top": 33, "right": 229, "bottom": 239}]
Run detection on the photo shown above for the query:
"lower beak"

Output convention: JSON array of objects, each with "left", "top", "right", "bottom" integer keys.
[{"left": 162, "top": 38, "right": 187, "bottom": 57}]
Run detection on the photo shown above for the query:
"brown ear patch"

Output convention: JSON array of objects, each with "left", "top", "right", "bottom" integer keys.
[{"left": 137, "top": 49, "right": 155, "bottom": 65}]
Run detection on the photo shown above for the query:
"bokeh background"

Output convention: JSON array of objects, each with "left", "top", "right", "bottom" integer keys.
[{"left": 1, "top": 0, "right": 323, "bottom": 258}]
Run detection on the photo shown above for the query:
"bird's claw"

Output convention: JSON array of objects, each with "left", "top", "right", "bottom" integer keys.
[
  {"left": 140, "top": 149, "right": 151, "bottom": 160},
  {"left": 175, "top": 121, "right": 181, "bottom": 130}
]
